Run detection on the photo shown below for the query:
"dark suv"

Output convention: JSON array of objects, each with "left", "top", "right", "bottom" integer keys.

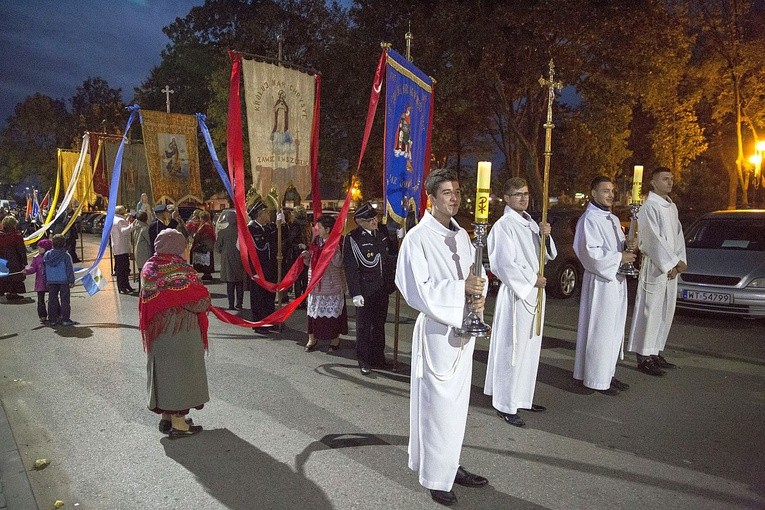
[{"left": 534, "top": 207, "right": 584, "bottom": 299}]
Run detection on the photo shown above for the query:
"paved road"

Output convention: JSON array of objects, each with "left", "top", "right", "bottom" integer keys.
[{"left": 0, "top": 235, "right": 763, "bottom": 509}]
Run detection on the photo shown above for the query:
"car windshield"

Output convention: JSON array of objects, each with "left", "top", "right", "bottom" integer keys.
[{"left": 685, "top": 217, "right": 765, "bottom": 251}]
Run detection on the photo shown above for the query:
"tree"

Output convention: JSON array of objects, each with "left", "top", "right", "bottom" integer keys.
[
  {"left": 688, "top": 0, "right": 765, "bottom": 208},
  {"left": 70, "top": 77, "right": 126, "bottom": 142},
  {"left": 0, "top": 94, "right": 73, "bottom": 188}
]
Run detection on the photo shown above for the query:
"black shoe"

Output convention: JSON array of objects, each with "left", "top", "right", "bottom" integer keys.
[
  {"left": 638, "top": 358, "right": 666, "bottom": 376},
  {"left": 327, "top": 343, "right": 340, "bottom": 352},
  {"left": 304, "top": 343, "right": 317, "bottom": 352},
  {"left": 652, "top": 354, "right": 676, "bottom": 369},
  {"left": 360, "top": 366, "right": 372, "bottom": 376},
  {"left": 168, "top": 425, "right": 203, "bottom": 439},
  {"left": 430, "top": 490, "right": 457, "bottom": 506},
  {"left": 497, "top": 410, "right": 525, "bottom": 427},
  {"left": 611, "top": 377, "right": 630, "bottom": 391},
  {"left": 235, "top": 304, "right": 243, "bottom": 310},
  {"left": 597, "top": 386, "right": 620, "bottom": 396},
  {"left": 454, "top": 466, "right": 488, "bottom": 487},
  {"left": 252, "top": 327, "right": 272, "bottom": 335},
  {"left": 527, "top": 404, "right": 546, "bottom": 412},
  {"left": 125, "top": 287, "right": 136, "bottom": 293}
]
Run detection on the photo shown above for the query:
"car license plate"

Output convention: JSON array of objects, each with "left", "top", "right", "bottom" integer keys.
[{"left": 681, "top": 290, "right": 733, "bottom": 304}]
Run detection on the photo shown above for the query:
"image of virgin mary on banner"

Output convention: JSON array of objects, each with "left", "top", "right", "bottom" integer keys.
[
  {"left": 242, "top": 59, "right": 316, "bottom": 202},
  {"left": 384, "top": 49, "right": 433, "bottom": 224}
]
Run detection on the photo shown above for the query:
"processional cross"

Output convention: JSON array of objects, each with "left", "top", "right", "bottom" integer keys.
[
  {"left": 161, "top": 85, "right": 174, "bottom": 114},
  {"left": 535, "top": 59, "right": 563, "bottom": 335}
]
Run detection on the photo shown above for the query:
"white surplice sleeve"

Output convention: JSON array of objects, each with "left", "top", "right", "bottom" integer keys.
[
  {"left": 395, "top": 234, "right": 468, "bottom": 330},
  {"left": 638, "top": 202, "right": 680, "bottom": 274},
  {"left": 574, "top": 214, "right": 622, "bottom": 282},
  {"left": 488, "top": 221, "right": 535, "bottom": 302}
]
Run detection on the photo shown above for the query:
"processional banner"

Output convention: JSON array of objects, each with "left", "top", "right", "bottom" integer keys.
[
  {"left": 383, "top": 48, "right": 433, "bottom": 224},
  {"left": 140, "top": 110, "right": 202, "bottom": 204},
  {"left": 88, "top": 132, "right": 121, "bottom": 198},
  {"left": 242, "top": 59, "right": 315, "bottom": 202},
  {"left": 59, "top": 149, "right": 96, "bottom": 207},
  {"left": 103, "top": 140, "right": 149, "bottom": 210}
]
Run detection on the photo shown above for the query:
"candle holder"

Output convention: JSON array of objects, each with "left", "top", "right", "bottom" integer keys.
[
  {"left": 618, "top": 202, "right": 640, "bottom": 278},
  {"left": 457, "top": 222, "right": 492, "bottom": 338}
]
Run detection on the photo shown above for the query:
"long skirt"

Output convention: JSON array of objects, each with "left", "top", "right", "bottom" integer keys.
[
  {"left": 307, "top": 302, "right": 348, "bottom": 341},
  {"left": 146, "top": 309, "right": 209, "bottom": 414}
]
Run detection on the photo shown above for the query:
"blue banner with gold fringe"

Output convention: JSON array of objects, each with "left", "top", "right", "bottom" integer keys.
[{"left": 383, "top": 49, "right": 433, "bottom": 224}]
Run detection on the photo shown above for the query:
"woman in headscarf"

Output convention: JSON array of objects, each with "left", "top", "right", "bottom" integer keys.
[
  {"left": 190, "top": 210, "right": 216, "bottom": 281},
  {"left": 0, "top": 215, "right": 28, "bottom": 300},
  {"left": 303, "top": 215, "right": 348, "bottom": 352},
  {"left": 140, "top": 229, "right": 209, "bottom": 438},
  {"left": 214, "top": 209, "right": 245, "bottom": 310}
]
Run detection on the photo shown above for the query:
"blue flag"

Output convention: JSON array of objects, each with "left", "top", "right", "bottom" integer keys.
[{"left": 383, "top": 49, "right": 433, "bottom": 225}]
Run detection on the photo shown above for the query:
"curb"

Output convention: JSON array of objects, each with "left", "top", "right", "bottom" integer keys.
[
  {"left": 0, "top": 400, "right": 37, "bottom": 510},
  {"left": 545, "top": 321, "right": 765, "bottom": 367}
]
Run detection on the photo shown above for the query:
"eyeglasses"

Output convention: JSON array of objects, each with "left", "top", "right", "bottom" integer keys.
[{"left": 508, "top": 192, "right": 530, "bottom": 198}]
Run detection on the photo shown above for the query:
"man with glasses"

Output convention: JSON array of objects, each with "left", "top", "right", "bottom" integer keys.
[
  {"left": 484, "top": 177, "right": 556, "bottom": 427},
  {"left": 343, "top": 202, "right": 396, "bottom": 375}
]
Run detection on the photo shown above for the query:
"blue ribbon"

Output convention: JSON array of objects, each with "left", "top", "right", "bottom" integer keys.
[
  {"left": 78, "top": 105, "right": 141, "bottom": 288},
  {"left": 196, "top": 113, "right": 234, "bottom": 200}
]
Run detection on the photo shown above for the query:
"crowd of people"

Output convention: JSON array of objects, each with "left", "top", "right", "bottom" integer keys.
[{"left": 0, "top": 168, "right": 687, "bottom": 506}]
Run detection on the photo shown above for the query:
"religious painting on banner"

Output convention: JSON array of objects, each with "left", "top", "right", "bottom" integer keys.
[
  {"left": 103, "top": 140, "right": 150, "bottom": 210},
  {"left": 88, "top": 132, "right": 121, "bottom": 198},
  {"left": 59, "top": 149, "right": 96, "bottom": 208},
  {"left": 140, "top": 110, "right": 203, "bottom": 204},
  {"left": 242, "top": 59, "right": 315, "bottom": 202},
  {"left": 384, "top": 49, "right": 433, "bottom": 225}
]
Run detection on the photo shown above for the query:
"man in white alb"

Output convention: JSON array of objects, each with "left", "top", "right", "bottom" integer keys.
[
  {"left": 395, "top": 168, "right": 489, "bottom": 507},
  {"left": 573, "top": 176, "right": 636, "bottom": 395},
  {"left": 628, "top": 167, "right": 686, "bottom": 376},
  {"left": 484, "top": 177, "right": 556, "bottom": 427}
]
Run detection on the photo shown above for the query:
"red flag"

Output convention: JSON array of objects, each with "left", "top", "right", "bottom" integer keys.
[{"left": 39, "top": 189, "right": 50, "bottom": 209}]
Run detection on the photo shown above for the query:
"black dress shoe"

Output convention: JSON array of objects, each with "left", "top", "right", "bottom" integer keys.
[
  {"left": 597, "top": 386, "right": 620, "bottom": 396},
  {"left": 430, "top": 489, "right": 457, "bottom": 506},
  {"left": 638, "top": 358, "right": 666, "bottom": 376},
  {"left": 168, "top": 425, "right": 203, "bottom": 439},
  {"left": 528, "top": 404, "right": 546, "bottom": 412},
  {"left": 652, "top": 354, "right": 676, "bottom": 369},
  {"left": 611, "top": 377, "right": 630, "bottom": 391},
  {"left": 304, "top": 343, "right": 317, "bottom": 352},
  {"left": 360, "top": 366, "right": 372, "bottom": 376},
  {"left": 252, "top": 327, "right": 272, "bottom": 335},
  {"left": 235, "top": 304, "right": 243, "bottom": 310},
  {"left": 454, "top": 466, "right": 488, "bottom": 487},
  {"left": 497, "top": 410, "right": 525, "bottom": 427}
]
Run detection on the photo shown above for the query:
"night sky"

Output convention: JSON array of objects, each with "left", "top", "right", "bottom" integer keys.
[{"left": 0, "top": 0, "right": 201, "bottom": 127}]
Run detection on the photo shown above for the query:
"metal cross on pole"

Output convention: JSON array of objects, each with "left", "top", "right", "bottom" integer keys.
[
  {"left": 161, "top": 85, "right": 174, "bottom": 114},
  {"left": 536, "top": 59, "right": 562, "bottom": 336}
]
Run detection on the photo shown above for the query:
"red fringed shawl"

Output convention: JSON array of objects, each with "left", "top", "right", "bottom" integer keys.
[{"left": 139, "top": 254, "right": 211, "bottom": 352}]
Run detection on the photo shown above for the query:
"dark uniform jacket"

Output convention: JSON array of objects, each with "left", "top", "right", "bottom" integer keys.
[
  {"left": 248, "top": 220, "right": 278, "bottom": 282},
  {"left": 342, "top": 226, "right": 396, "bottom": 298}
]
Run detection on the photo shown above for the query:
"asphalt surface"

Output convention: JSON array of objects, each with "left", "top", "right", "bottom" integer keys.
[{"left": 0, "top": 235, "right": 764, "bottom": 509}]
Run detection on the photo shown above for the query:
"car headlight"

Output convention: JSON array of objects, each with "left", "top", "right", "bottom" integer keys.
[{"left": 747, "top": 278, "right": 765, "bottom": 288}]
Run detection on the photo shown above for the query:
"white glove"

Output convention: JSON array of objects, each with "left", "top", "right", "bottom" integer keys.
[
  {"left": 353, "top": 295, "right": 364, "bottom": 307},
  {"left": 276, "top": 212, "right": 285, "bottom": 223},
  {"left": 396, "top": 228, "right": 405, "bottom": 239}
]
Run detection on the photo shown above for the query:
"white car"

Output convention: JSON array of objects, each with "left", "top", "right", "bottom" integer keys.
[{"left": 677, "top": 210, "right": 765, "bottom": 317}]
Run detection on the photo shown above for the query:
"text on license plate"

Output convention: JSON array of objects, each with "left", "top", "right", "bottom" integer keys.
[{"left": 681, "top": 290, "right": 733, "bottom": 304}]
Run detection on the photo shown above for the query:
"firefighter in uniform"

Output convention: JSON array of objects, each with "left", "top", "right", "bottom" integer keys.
[
  {"left": 343, "top": 202, "right": 396, "bottom": 375},
  {"left": 248, "top": 199, "right": 279, "bottom": 334}
]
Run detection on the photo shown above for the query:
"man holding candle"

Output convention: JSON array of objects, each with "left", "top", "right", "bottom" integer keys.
[
  {"left": 573, "top": 176, "right": 636, "bottom": 395},
  {"left": 395, "top": 167, "right": 489, "bottom": 507},
  {"left": 484, "top": 177, "right": 557, "bottom": 427},
  {"left": 628, "top": 167, "right": 686, "bottom": 376}
]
